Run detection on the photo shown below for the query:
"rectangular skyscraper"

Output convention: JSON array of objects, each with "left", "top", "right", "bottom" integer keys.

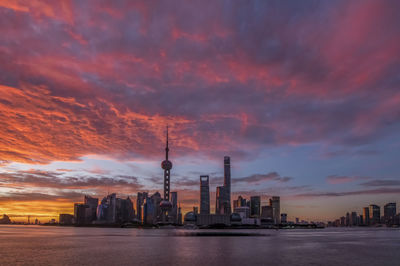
[
  {"left": 84, "top": 195, "right": 98, "bottom": 223},
  {"left": 363, "top": 207, "right": 370, "bottom": 225},
  {"left": 224, "top": 156, "right": 231, "bottom": 214},
  {"left": 215, "top": 186, "right": 226, "bottom": 214},
  {"left": 270, "top": 196, "right": 280, "bottom": 224},
  {"left": 200, "top": 175, "right": 210, "bottom": 214},
  {"left": 215, "top": 156, "right": 232, "bottom": 215},
  {"left": 171, "top": 192, "right": 178, "bottom": 223},
  {"left": 250, "top": 196, "right": 261, "bottom": 217},
  {"left": 369, "top": 204, "right": 380, "bottom": 225},
  {"left": 384, "top": 203, "right": 396, "bottom": 225}
]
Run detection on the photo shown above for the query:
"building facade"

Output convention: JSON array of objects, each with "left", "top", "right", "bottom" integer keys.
[
  {"left": 384, "top": 203, "right": 396, "bottom": 226},
  {"left": 270, "top": 196, "right": 280, "bottom": 224},
  {"left": 363, "top": 207, "right": 370, "bottom": 225},
  {"left": 250, "top": 196, "right": 261, "bottom": 218},
  {"left": 215, "top": 156, "right": 232, "bottom": 215},
  {"left": 369, "top": 204, "right": 380, "bottom": 225},
  {"left": 200, "top": 175, "right": 210, "bottom": 214}
]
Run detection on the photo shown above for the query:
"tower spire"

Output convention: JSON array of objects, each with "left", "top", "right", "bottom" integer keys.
[
  {"left": 165, "top": 125, "right": 169, "bottom": 160},
  {"left": 161, "top": 125, "right": 173, "bottom": 223}
]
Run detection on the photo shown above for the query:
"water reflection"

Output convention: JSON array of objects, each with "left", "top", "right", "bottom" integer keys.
[{"left": 0, "top": 225, "right": 399, "bottom": 266}]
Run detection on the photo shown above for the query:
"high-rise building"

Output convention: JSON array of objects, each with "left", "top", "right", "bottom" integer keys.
[
  {"left": 116, "top": 197, "right": 134, "bottom": 223},
  {"left": 270, "top": 196, "right": 280, "bottom": 224},
  {"left": 200, "top": 175, "right": 210, "bottom": 214},
  {"left": 369, "top": 204, "right": 380, "bottom": 225},
  {"left": 84, "top": 195, "right": 98, "bottom": 223},
  {"left": 215, "top": 186, "right": 226, "bottom": 214},
  {"left": 359, "top": 215, "right": 364, "bottom": 225},
  {"left": 233, "top": 199, "right": 239, "bottom": 209},
  {"left": 170, "top": 192, "right": 178, "bottom": 223},
  {"left": 215, "top": 156, "right": 232, "bottom": 215},
  {"left": 177, "top": 205, "right": 182, "bottom": 225},
  {"left": 74, "top": 203, "right": 88, "bottom": 225},
  {"left": 96, "top": 193, "right": 117, "bottom": 223},
  {"left": 136, "top": 192, "right": 148, "bottom": 222},
  {"left": 239, "top": 195, "right": 247, "bottom": 207},
  {"left": 340, "top": 216, "right": 345, "bottom": 226},
  {"left": 384, "top": 203, "right": 396, "bottom": 226},
  {"left": 281, "top": 213, "right": 287, "bottom": 224},
  {"left": 151, "top": 192, "right": 162, "bottom": 223},
  {"left": 143, "top": 195, "right": 155, "bottom": 224},
  {"left": 250, "top": 196, "right": 261, "bottom": 217},
  {"left": 363, "top": 207, "right": 370, "bottom": 225},
  {"left": 233, "top": 195, "right": 246, "bottom": 209},
  {"left": 345, "top": 212, "right": 350, "bottom": 226},
  {"left": 350, "top": 212, "right": 357, "bottom": 226},
  {"left": 224, "top": 156, "right": 231, "bottom": 214}
]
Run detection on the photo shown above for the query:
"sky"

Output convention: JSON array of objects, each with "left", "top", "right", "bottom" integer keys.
[{"left": 0, "top": 0, "right": 400, "bottom": 222}]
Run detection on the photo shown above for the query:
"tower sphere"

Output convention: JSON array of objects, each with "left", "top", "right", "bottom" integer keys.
[
  {"left": 161, "top": 160, "right": 172, "bottom": 170},
  {"left": 160, "top": 200, "right": 173, "bottom": 210}
]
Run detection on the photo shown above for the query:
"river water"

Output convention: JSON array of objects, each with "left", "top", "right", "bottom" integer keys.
[{"left": 0, "top": 225, "right": 399, "bottom": 265}]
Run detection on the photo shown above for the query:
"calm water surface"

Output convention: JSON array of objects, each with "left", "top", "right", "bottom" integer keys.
[{"left": 0, "top": 225, "right": 399, "bottom": 266}]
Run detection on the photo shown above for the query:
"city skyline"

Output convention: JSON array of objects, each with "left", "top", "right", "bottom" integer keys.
[{"left": 1, "top": 1, "right": 400, "bottom": 223}]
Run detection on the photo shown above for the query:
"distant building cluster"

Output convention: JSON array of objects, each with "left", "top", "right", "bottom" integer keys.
[
  {"left": 63, "top": 191, "right": 182, "bottom": 226},
  {"left": 183, "top": 156, "right": 287, "bottom": 228},
  {"left": 328, "top": 203, "right": 400, "bottom": 227},
  {"left": 66, "top": 194, "right": 136, "bottom": 226}
]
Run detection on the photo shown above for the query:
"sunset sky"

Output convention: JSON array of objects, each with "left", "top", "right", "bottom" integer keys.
[{"left": 1, "top": 0, "right": 400, "bottom": 222}]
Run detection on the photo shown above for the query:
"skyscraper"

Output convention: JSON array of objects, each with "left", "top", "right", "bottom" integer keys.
[
  {"left": 233, "top": 195, "right": 246, "bottom": 209},
  {"left": 363, "top": 207, "right": 370, "bottom": 225},
  {"left": 384, "top": 203, "right": 396, "bottom": 226},
  {"left": 200, "top": 175, "right": 210, "bottom": 214},
  {"left": 143, "top": 195, "right": 155, "bottom": 224},
  {"left": 136, "top": 192, "right": 148, "bottom": 222},
  {"left": 350, "top": 212, "right": 357, "bottom": 226},
  {"left": 151, "top": 192, "right": 162, "bottom": 223},
  {"left": 270, "top": 196, "right": 280, "bottom": 224},
  {"left": 345, "top": 212, "right": 350, "bottom": 226},
  {"left": 250, "top": 196, "right": 261, "bottom": 217},
  {"left": 116, "top": 196, "right": 134, "bottom": 223},
  {"left": 224, "top": 156, "right": 231, "bottom": 214},
  {"left": 84, "top": 195, "right": 98, "bottom": 223},
  {"left": 96, "top": 193, "right": 117, "bottom": 223},
  {"left": 281, "top": 213, "right": 287, "bottom": 224},
  {"left": 170, "top": 191, "right": 178, "bottom": 223},
  {"left": 74, "top": 203, "right": 88, "bottom": 225},
  {"left": 177, "top": 205, "right": 182, "bottom": 225},
  {"left": 216, "top": 186, "right": 228, "bottom": 214},
  {"left": 369, "top": 204, "right": 380, "bottom": 225},
  {"left": 215, "top": 156, "right": 232, "bottom": 214}
]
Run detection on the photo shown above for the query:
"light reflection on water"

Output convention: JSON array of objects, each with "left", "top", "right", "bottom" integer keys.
[{"left": 0, "top": 225, "right": 399, "bottom": 266}]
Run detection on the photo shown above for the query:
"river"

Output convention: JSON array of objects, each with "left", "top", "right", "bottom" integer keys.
[{"left": 0, "top": 225, "right": 399, "bottom": 265}]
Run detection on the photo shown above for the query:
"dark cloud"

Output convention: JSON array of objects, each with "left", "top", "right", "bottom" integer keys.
[
  {"left": 326, "top": 175, "right": 369, "bottom": 185},
  {"left": 233, "top": 172, "right": 293, "bottom": 184},
  {"left": 0, "top": 170, "right": 143, "bottom": 192},
  {"left": 360, "top": 180, "right": 400, "bottom": 187},
  {"left": 294, "top": 188, "right": 400, "bottom": 198}
]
